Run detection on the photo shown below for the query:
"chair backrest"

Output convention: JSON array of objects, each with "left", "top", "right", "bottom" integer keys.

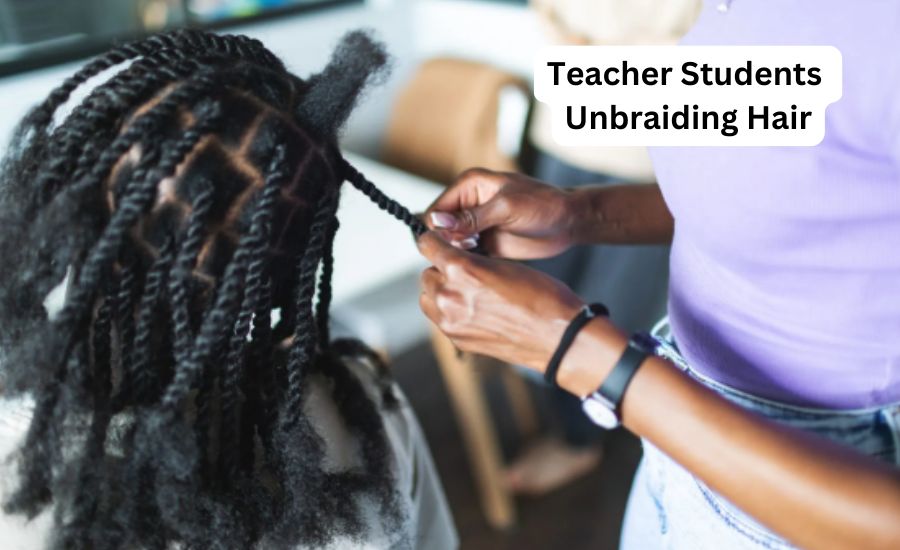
[{"left": 382, "top": 57, "right": 530, "bottom": 185}]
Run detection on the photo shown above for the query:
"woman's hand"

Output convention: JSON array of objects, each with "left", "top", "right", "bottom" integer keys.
[
  {"left": 417, "top": 231, "right": 584, "bottom": 370},
  {"left": 424, "top": 168, "right": 584, "bottom": 260}
]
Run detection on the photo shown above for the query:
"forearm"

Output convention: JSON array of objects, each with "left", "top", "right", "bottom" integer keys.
[
  {"left": 568, "top": 183, "right": 673, "bottom": 245},
  {"left": 558, "top": 321, "right": 900, "bottom": 550}
]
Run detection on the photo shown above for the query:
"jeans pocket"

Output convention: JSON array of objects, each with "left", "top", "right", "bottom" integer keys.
[
  {"left": 689, "top": 478, "right": 792, "bottom": 550},
  {"left": 640, "top": 442, "right": 670, "bottom": 536}
]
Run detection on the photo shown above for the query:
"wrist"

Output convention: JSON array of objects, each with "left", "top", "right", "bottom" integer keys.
[
  {"left": 563, "top": 187, "right": 601, "bottom": 246},
  {"left": 555, "top": 317, "right": 628, "bottom": 398}
]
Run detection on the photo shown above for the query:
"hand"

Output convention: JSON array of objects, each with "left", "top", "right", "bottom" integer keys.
[
  {"left": 417, "top": 231, "right": 584, "bottom": 371},
  {"left": 424, "top": 168, "right": 583, "bottom": 260}
]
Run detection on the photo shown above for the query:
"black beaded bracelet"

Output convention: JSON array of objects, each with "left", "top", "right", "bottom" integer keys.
[{"left": 544, "top": 303, "right": 610, "bottom": 386}]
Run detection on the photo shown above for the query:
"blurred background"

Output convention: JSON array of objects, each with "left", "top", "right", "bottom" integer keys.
[{"left": 0, "top": 1, "right": 700, "bottom": 548}]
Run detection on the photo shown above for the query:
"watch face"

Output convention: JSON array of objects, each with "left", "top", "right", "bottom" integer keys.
[{"left": 582, "top": 398, "right": 619, "bottom": 429}]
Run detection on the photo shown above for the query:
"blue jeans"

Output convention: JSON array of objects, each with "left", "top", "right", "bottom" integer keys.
[{"left": 620, "top": 320, "right": 900, "bottom": 550}]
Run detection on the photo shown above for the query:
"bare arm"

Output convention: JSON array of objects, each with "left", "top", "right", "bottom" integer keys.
[
  {"left": 568, "top": 183, "right": 673, "bottom": 245},
  {"left": 559, "top": 320, "right": 900, "bottom": 550},
  {"left": 423, "top": 169, "right": 673, "bottom": 259},
  {"left": 416, "top": 231, "right": 900, "bottom": 550}
]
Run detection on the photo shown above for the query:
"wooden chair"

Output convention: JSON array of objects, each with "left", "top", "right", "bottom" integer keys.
[
  {"left": 429, "top": 325, "right": 539, "bottom": 529},
  {"left": 384, "top": 57, "right": 536, "bottom": 529}
]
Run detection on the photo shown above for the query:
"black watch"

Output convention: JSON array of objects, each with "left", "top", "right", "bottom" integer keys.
[{"left": 581, "top": 332, "right": 656, "bottom": 429}]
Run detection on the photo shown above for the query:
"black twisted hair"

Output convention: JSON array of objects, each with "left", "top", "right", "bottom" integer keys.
[{"left": 0, "top": 28, "right": 426, "bottom": 549}]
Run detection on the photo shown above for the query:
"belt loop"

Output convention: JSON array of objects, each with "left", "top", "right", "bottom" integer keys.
[{"left": 880, "top": 405, "right": 900, "bottom": 466}]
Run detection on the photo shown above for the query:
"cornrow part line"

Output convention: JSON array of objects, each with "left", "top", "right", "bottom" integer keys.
[{"left": 340, "top": 157, "right": 427, "bottom": 236}]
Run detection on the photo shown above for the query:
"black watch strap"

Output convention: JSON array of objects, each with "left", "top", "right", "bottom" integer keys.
[
  {"left": 596, "top": 338, "right": 650, "bottom": 411},
  {"left": 544, "top": 303, "right": 609, "bottom": 386}
]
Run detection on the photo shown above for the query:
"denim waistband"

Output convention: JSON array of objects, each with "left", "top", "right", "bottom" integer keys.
[{"left": 647, "top": 318, "right": 900, "bottom": 465}]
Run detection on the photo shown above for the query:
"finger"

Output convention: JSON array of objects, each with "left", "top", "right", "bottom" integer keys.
[
  {"left": 420, "top": 266, "right": 443, "bottom": 298},
  {"left": 416, "top": 231, "right": 464, "bottom": 271},
  {"left": 425, "top": 168, "right": 501, "bottom": 223},
  {"left": 419, "top": 291, "right": 440, "bottom": 325},
  {"left": 450, "top": 236, "right": 479, "bottom": 251},
  {"left": 434, "top": 229, "right": 480, "bottom": 251},
  {"left": 433, "top": 198, "right": 509, "bottom": 235}
]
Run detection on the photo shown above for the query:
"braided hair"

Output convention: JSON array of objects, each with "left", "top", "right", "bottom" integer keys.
[{"left": 0, "top": 28, "right": 426, "bottom": 549}]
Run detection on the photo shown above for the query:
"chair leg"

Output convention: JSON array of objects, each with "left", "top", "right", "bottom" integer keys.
[
  {"left": 429, "top": 325, "right": 516, "bottom": 530},
  {"left": 500, "top": 367, "right": 539, "bottom": 439}
]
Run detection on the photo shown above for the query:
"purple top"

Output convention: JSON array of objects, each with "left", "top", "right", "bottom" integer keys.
[{"left": 650, "top": 0, "right": 900, "bottom": 408}]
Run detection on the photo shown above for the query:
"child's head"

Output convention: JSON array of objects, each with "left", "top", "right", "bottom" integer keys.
[{"left": 0, "top": 29, "right": 419, "bottom": 548}]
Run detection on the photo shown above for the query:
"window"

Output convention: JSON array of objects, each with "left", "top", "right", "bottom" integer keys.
[{"left": 0, "top": 0, "right": 356, "bottom": 77}]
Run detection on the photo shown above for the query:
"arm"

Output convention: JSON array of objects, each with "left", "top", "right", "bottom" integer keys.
[
  {"left": 561, "top": 320, "right": 900, "bottom": 550},
  {"left": 569, "top": 183, "right": 673, "bottom": 245},
  {"left": 416, "top": 233, "right": 900, "bottom": 550},
  {"left": 424, "top": 168, "right": 672, "bottom": 260}
]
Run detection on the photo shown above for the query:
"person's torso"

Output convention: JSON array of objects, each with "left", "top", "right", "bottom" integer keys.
[{"left": 651, "top": 0, "right": 900, "bottom": 408}]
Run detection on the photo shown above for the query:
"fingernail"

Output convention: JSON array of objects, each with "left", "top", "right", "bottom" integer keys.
[
  {"left": 430, "top": 211, "right": 457, "bottom": 229},
  {"left": 457, "top": 237, "right": 478, "bottom": 250}
]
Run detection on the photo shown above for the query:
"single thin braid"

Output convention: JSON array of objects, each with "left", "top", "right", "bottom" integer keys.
[
  {"left": 282, "top": 189, "right": 339, "bottom": 428},
  {"left": 219, "top": 147, "right": 287, "bottom": 480},
  {"left": 119, "top": 238, "right": 175, "bottom": 407},
  {"left": 169, "top": 186, "right": 215, "bottom": 367},
  {"left": 315, "top": 213, "right": 339, "bottom": 349},
  {"left": 254, "top": 278, "right": 279, "bottom": 449},
  {"left": 167, "top": 185, "right": 216, "bottom": 474},
  {"left": 341, "top": 158, "right": 427, "bottom": 236},
  {"left": 114, "top": 257, "right": 139, "bottom": 374}
]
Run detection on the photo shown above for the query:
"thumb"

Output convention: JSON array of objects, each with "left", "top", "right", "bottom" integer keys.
[
  {"left": 416, "top": 231, "right": 464, "bottom": 272},
  {"left": 429, "top": 199, "right": 508, "bottom": 235}
]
